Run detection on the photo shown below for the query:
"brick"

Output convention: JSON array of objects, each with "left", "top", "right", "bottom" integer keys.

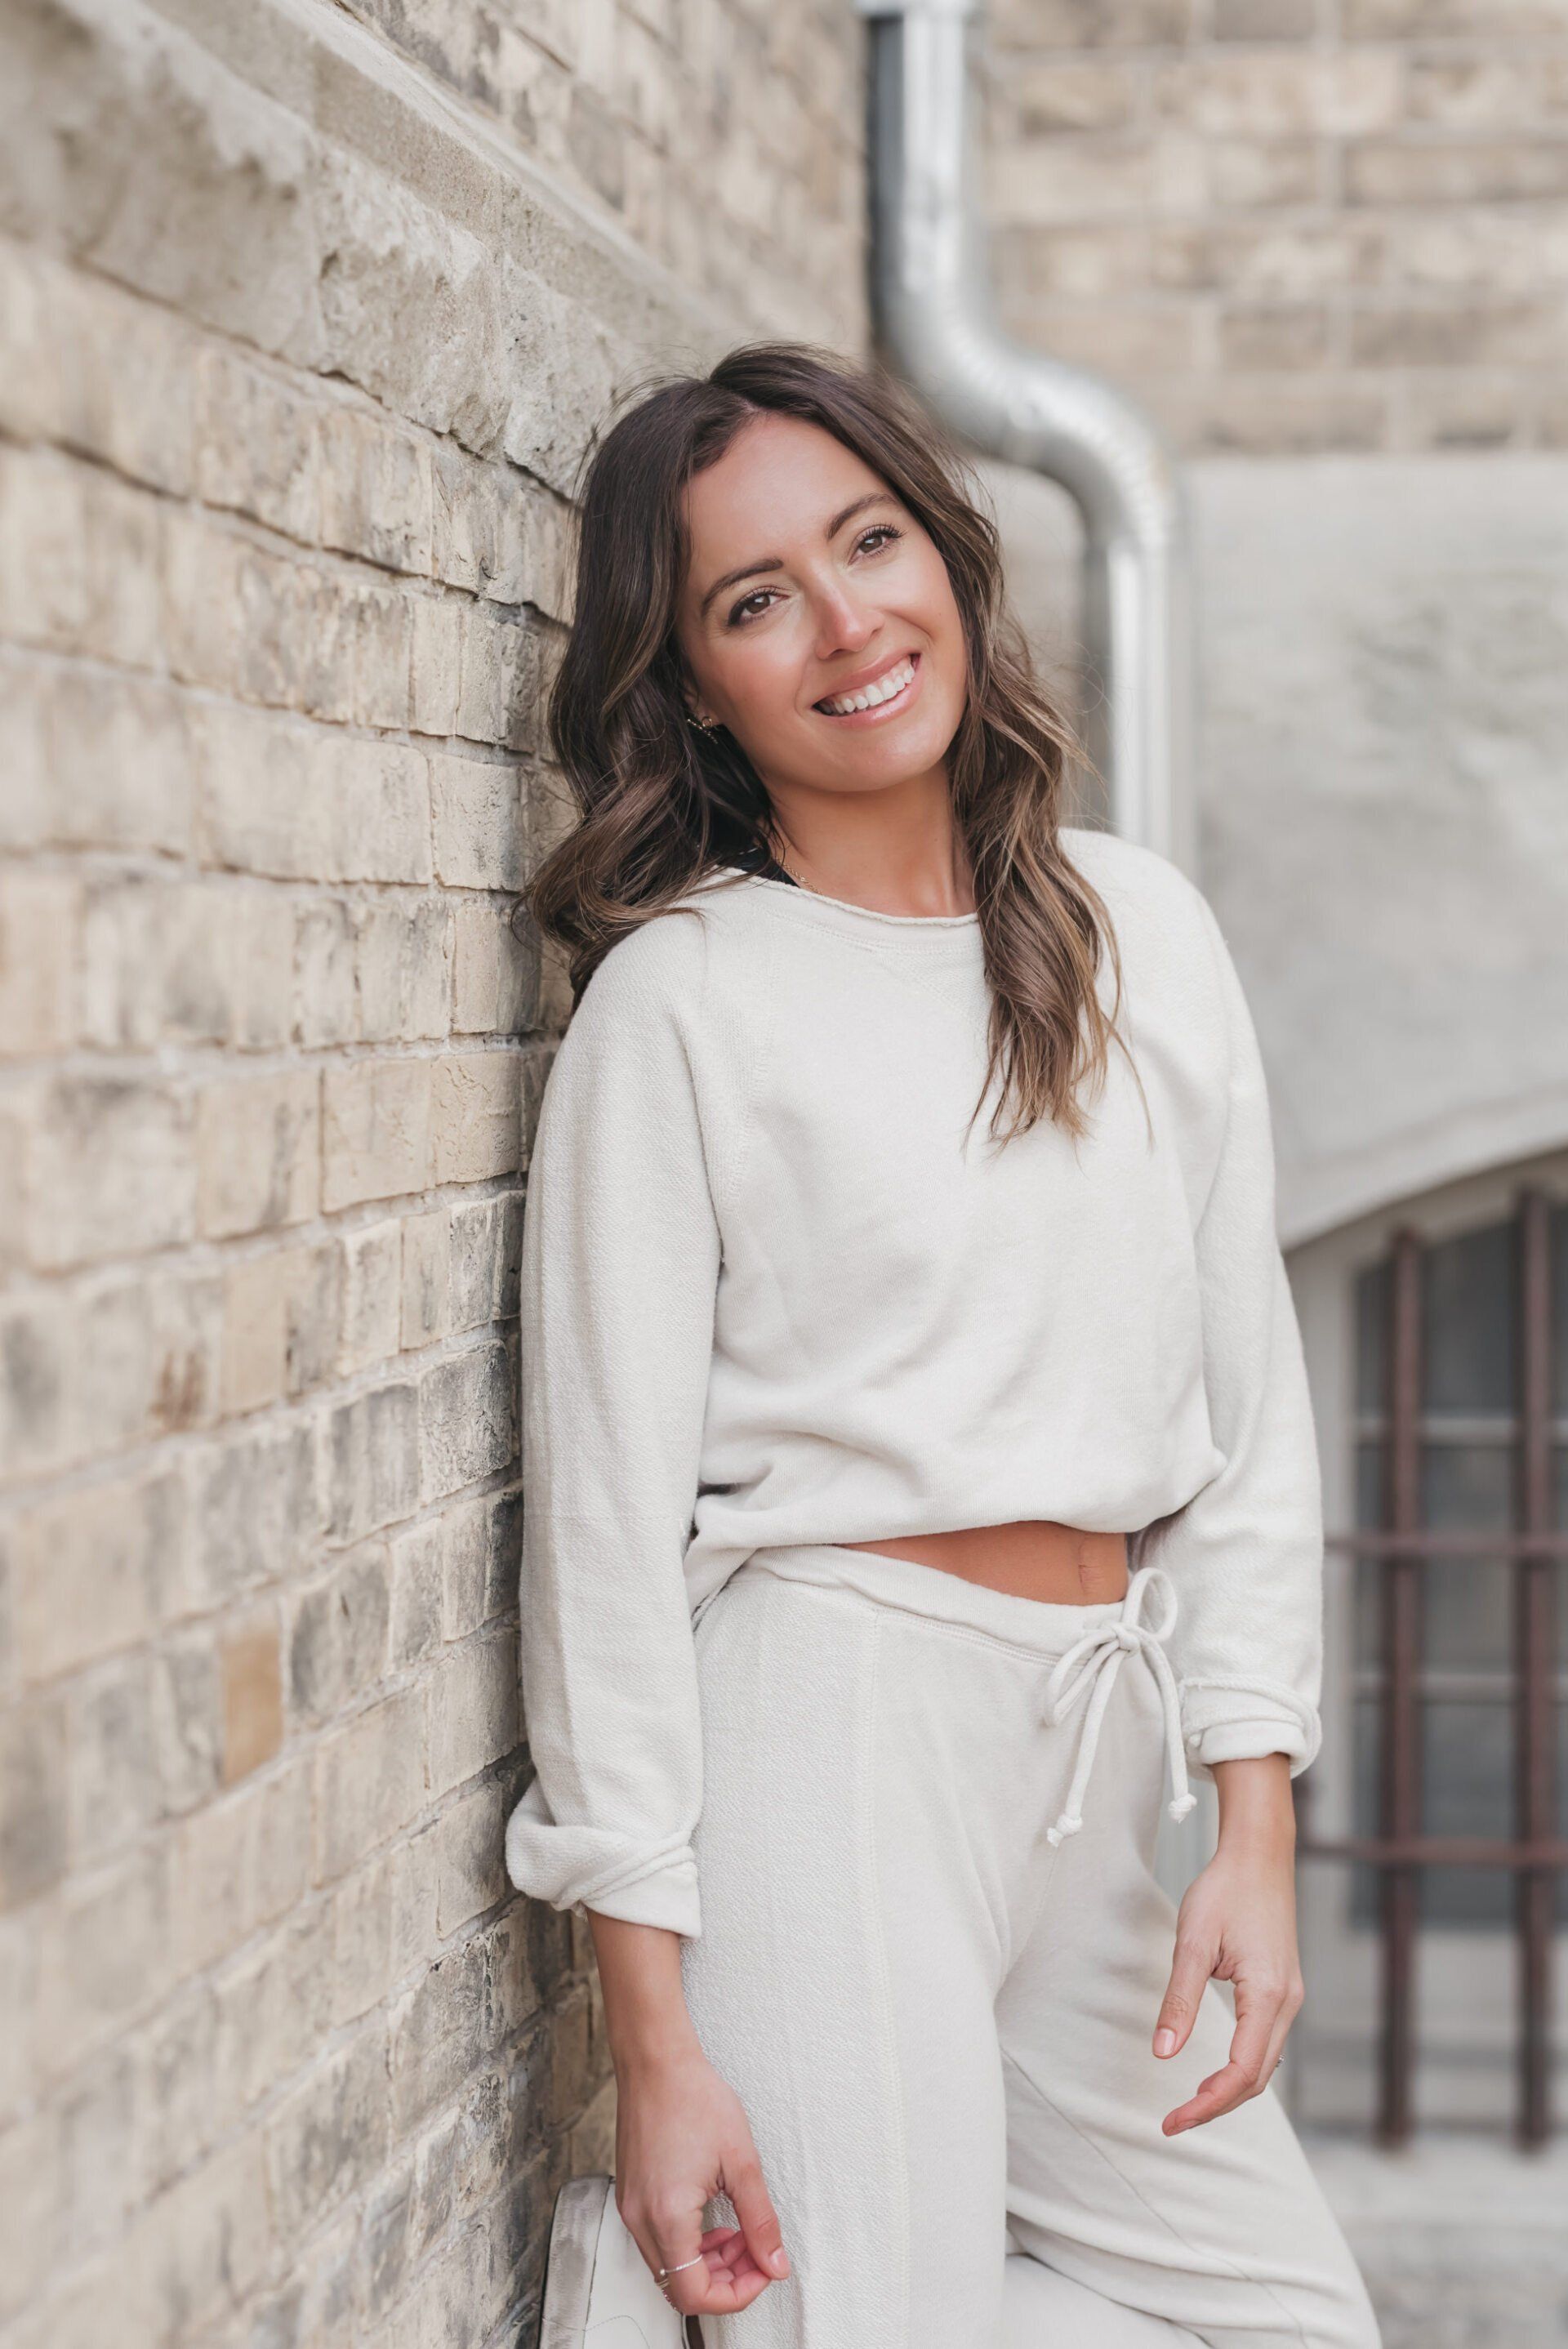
[
  {"left": 1401, "top": 372, "right": 1524, "bottom": 451},
  {"left": 0, "top": 448, "right": 88, "bottom": 657},
  {"left": 1345, "top": 0, "right": 1568, "bottom": 28},
  {"left": 419, "top": 1339, "right": 517, "bottom": 1504},
  {"left": 56, "top": 2042, "right": 140, "bottom": 2270},
  {"left": 266, "top": 2020, "right": 390, "bottom": 2240},
  {"left": 426, "top": 1627, "right": 520, "bottom": 1797},
  {"left": 27, "top": 1074, "right": 194, "bottom": 1271},
  {"left": 1218, "top": 303, "right": 1333, "bottom": 368},
  {"left": 312, "top": 1687, "right": 425, "bottom": 1883},
  {"left": 1347, "top": 139, "right": 1568, "bottom": 207},
  {"left": 0, "top": 2110, "right": 63, "bottom": 2323},
  {"left": 1153, "top": 53, "right": 1400, "bottom": 136},
  {"left": 1000, "top": 59, "right": 1138, "bottom": 135},
  {"left": 1208, "top": 137, "right": 1322, "bottom": 210},
  {"left": 198, "top": 705, "right": 432, "bottom": 885},
  {"left": 47, "top": 670, "right": 196, "bottom": 857},
  {"left": 452, "top": 901, "right": 539, "bottom": 1034},
  {"left": 325, "top": 1378, "right": 422, "bottom": 1542},
  {"left": 1213, "top": 0, "right": 1316, "bottom": 32},
  {"left": 283, "top": 1239, "right": 344, "bottom": 1397},
  {"left": 322, "top": 1058, "right": 434, "bottom": 1210},
  {"left": 0, "top": 1694, "right": 67, "bottom": 1910},
  {"left": 194, "top": 345, "right": 322, "bottom": 544},
  {"left": 318, "top": 404, "right": 434, "bottom": 577},
  {"left": 409, "top": 594, "right": 466, "bottom": 736},
  {"left": 81, "top": 875, "right": 295, "bottom": 1054},
  {"left": 285, "top": 1548, "right": 390, "bottom": 1727},
  {"left": 354, "top": 896, "right": 452, "bottom": 1045},
  {"left": 388, "top": 1938, "right": 487, "bottom": 2133},
  {"left": 340, "top": 1219, "right": 405, "bottom": 1372},
  {"left": 434, "top": 1780, "right": 508, "bottom": 1934},
  {"left": 0, "top": 1912, "right": 38, "bottom": 2119},
  {"left": 197, "top": 1067, "right": 320, "bottom": 1239},
  {"left": 189, "top": 1418, "right": 320, "bottom": 1607},
  {"left": 220, "top": 1605, "right": 284, "bottom": 1783},
  {"left": 0, "top": 653, "right": 51, "bottom": 852},
  {"left": 34, "top": 1843, "right": 175, "bottom": 2078},
  {"left": 11, "top": 1467, "right": 185, "bottom": 1684},
  {"left": 136, "top": 1983, "right": 220, "bottom": 2197},
  {"left": 2, "top": 1267, "right": 220, "bottom": 1483},
  {"left": 125, "top": 2133, "right": 273, "bottom": 2342},
  {"left": 448, "top": 1195, "right": 507, "bottom": 1334},
  {"left": 1349, "top": 298, "right": 1562, "bottom": 368},
  {"left": 172, "top": 1761, "right": 312, "bottom": 1979},
  {"left": 66, "top": 1653, "right": 164, "bottom": 1863},
  {"left": 215, "top": 1901, "right": 334, "bottom": 2114},
  {"left": 429, "top": 1050, "right": 523, "bottom": 1183},
  {"left": 0, "top": 870, "right": 79, "bottom": 1055},
  {"left": 150, "top": 1632, "right": 225, "bottom": 1815},
  {"left": 988, "top": 136, "right": 1206, "bottom": 226},
  {"left": 220, "top": 1250, "right": 289, "bottom": 1416},
  {"left": 430, "top": 753, "right": 528, "bottom": 890},
  {"left": 295, "top": 894, "right": 359, "bottom": 1047},
  {"left": 388, "top": 1522, "right": 445, "bottom": 1677},
  {"left": 400, "top": 1209, "right": 452, "bottom": 1351}
]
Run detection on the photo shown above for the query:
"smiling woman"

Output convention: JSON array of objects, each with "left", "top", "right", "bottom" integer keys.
[
  {"left": 675, "top": 408, "right": 972, "bottom": 894},
  {"left": 509, "top": 343, "right": 1380, "bottom": 2349}
]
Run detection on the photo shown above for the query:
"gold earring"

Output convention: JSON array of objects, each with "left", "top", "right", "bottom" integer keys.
[{"left": 685, "top": 709, "right": 718, "bottom": 734}]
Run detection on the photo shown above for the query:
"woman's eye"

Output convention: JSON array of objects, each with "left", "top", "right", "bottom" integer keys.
[
  {"left": 858, "top": 524, "right": 902, "bottom": 555},
  {"left": 728, "top": 589, "right": 777, "bottom": 626}
]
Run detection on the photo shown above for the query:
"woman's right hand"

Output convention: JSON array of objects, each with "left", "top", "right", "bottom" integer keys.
[{"left": 613, "top": 2035, "right": 791, "bottom": 2320}]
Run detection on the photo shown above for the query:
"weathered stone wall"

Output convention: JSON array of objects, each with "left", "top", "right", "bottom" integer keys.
[
  {"left": 982, "top": 0, "right": 1568, "bottom": 455},
  {"left": 0, "top": 2, "right": 864, "bottom": 2344}
]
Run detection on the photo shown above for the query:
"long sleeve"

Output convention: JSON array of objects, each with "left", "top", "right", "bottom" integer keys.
[
  {"left": 503, "top": 916, "right": 720, "bottom": 1937},
  {"left": 1141, "top": 889, "right": 1325, "bottom": 1781}
]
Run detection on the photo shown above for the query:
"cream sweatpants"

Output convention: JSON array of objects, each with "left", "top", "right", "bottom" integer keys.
[{"left": 679, "top": 1543, "right": 1380, "bottom": 2349}]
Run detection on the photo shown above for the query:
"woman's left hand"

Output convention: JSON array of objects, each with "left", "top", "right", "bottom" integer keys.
[{"left": 1151, "top": 1752, "right": 1304, "bottom": 2136}]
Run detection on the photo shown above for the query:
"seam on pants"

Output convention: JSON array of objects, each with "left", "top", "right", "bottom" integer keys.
[
  {"left": 1000, "top": 2048, "right": 1310, "bottom": 2349},
  {"left": 859, "top": 1611, "right": 911, "bottom": 2349}
]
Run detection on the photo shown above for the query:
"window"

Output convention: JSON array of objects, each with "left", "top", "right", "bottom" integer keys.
[{"left": 1291, "top": 1173, "right": 1568, "bottom": 2145}]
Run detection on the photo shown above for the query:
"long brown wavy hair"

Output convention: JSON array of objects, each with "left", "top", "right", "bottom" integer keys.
[{"left": 519, "top": 340, "right": 1129, "bottom": 1145}]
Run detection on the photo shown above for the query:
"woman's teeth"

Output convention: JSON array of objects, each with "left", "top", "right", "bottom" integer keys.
[{"left": 817, "top": 655, "right": 916, "bottom": 716}]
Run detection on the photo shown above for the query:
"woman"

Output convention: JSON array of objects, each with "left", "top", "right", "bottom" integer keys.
[{"left": 506, "top": 341, "right": 1380, "bottom": 2349}]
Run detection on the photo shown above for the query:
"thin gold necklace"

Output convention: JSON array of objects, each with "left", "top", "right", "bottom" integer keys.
[{"left": 768, "top": 845, "right": 823, "bottom": 899}]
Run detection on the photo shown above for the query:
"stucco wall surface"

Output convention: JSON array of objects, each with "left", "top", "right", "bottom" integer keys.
[{"left": 1190, "top": 452, "right": 1568, "bottom": 1246}]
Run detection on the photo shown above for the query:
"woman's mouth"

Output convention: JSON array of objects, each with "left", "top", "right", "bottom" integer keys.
[{"left": 813, "top": 651, "right": 921, "bottom": 724}]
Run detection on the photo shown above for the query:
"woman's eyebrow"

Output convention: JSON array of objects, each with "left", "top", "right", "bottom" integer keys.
[{"left": 696, "top": 491, "right": 899, "bottom": 619}]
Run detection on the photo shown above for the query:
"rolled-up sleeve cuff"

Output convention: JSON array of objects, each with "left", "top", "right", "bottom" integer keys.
[
  {"left": 1178, "top": 1678, "right": 1322, "bottom": 1782},
  {"left": 504, "top": 1776, "right": 703, "bottom": 1939}
]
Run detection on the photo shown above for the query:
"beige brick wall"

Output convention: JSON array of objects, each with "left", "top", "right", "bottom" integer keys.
[
  {"left": 0, "top": 1, "right": 864, "bottom": 2343},
  {"left": 983, "top": 0, "right": 1568, "bottom": 452}
]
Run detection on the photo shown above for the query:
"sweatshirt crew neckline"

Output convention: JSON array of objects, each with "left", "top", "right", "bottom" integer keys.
[{"left": 711, "top": 863, "right": 983, "bottom": 948}]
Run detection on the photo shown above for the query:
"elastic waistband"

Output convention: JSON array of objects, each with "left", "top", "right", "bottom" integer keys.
[{"left": 737, "top": 1541, "right": 1129, "bottom": 1660}]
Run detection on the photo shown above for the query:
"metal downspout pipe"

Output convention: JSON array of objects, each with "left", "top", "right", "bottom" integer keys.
[{"left": 853, "top": 0, "right": 1195, "bottom": 868}]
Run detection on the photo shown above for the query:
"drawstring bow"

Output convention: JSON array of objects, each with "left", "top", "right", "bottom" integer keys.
[{"left": 1040, "top": 1562, "right": 1197, "bottom": 1848}]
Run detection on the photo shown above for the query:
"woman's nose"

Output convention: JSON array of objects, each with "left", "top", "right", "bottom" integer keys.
[{"left": 811, "top": 589, "right": 877, "bottom": 659}]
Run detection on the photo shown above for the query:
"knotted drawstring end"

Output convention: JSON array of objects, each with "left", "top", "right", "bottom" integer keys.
[
  {"left": 1167, "top": 1792, "right": 1197, "bottom": 1825},
  {"left": 1045, "top": 1813, "right": 1083, "bottom": 1849}
]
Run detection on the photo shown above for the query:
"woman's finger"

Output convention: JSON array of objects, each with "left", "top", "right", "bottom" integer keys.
[
  {"left": 1161, "top": 1973, "right": 1284, "bottom": 2134},
  {"left": 1152, "top": 1924, "right": 1214, "bottom": 2062},
  {"left": 724, "top": 2148, "right": 792, "bottom": 2282},
  {"left": 639, "top": 2199, "right": 712, "bottom": 2316}
]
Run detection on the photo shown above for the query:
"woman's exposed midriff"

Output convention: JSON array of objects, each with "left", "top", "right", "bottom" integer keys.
[{"left": 838, "top": 1519, "right": 1130, "bottom": 1605}]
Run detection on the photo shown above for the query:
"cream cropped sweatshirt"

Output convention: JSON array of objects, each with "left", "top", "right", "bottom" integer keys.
[{"left": 503, "top": 826, "right": 1324, "bottom": 1940}]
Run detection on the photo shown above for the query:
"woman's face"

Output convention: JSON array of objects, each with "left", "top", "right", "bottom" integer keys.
[{"left": 675, "top": 412, "right": 969, "bottom": 805}]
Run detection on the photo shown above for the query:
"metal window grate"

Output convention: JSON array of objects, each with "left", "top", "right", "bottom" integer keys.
[{"left": 1298, "top": 1185, "right": 1564, "bottom": 2146}]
